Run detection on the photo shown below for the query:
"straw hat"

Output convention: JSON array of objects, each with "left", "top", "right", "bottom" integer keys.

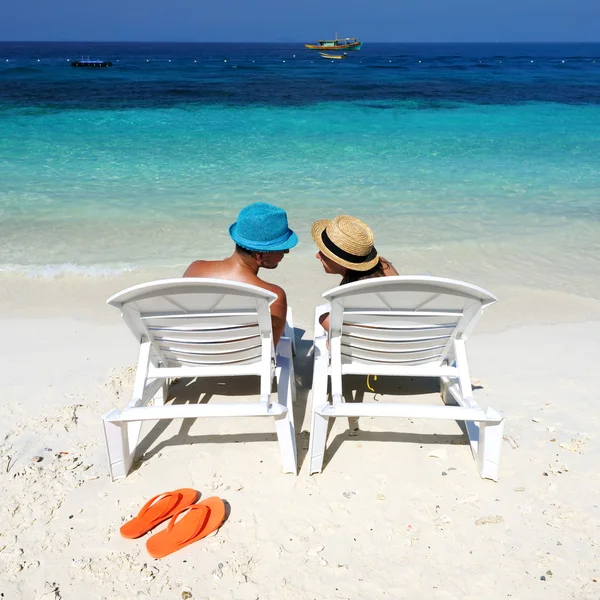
[{"left": 311, "top": 215, "right": 379, "bottom": 271}]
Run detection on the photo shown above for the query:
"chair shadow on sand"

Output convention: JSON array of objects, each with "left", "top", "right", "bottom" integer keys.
[
  {"left": 318, "top": 374, "right": 471, "bottom": 471},
  {"left": 130, "top": 327, "right": 477, "bottom": 475},
  {"left": 130, "top": 328, "right": 312, "bottom": 475}
]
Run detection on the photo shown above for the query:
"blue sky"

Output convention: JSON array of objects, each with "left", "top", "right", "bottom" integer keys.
[{"left": 2, "top": 0, "right": 599, "bottom": 42}]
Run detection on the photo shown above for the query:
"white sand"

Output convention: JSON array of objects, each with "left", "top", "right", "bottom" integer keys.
[{"left": 1, "top": 274, "right": 600, "bottom": 600}]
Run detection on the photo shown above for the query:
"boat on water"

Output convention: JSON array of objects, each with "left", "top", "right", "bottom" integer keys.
[
  {"left": 319, "top": 52, "right": 348, "bottom": 60},
  {"left": 305, "top": 36, "right": 362, "bottom": 51},
  {"left": 71, "top": 58, "right": 112, "bottom": 68}
]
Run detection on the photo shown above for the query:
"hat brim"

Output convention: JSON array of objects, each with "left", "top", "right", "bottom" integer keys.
[
  {"left": 311, "top": 220, "right": 379, "bottom": 272},
  {"left": 230, "top": 223, "right": 298, "bottom": 252}
]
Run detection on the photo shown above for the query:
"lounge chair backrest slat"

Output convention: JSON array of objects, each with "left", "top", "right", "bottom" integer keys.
[
  {"left": 162, "top": 347, "right": 263, "bottom": 366},
  {"left": 341, "top": 334, "right": 450, "bottom": 353},
  {"left": 107, "top": 278, "right": 276, "bottom": 369},
  {"left": 342, "top": 323, "right": 454, "bottom": 339},
  {"left": 343, "top": 313, "right": 461, "bottom": 329},
  {"left": 142, "top": 312, "right": 258, "bottom": 325},
  {"left": 158, "top": 337, "right": 261, "bottom": 355},
  {"left": 324, "top": 276, "right": 496, "bottom": 370},
  {"left": 341, "top": 348, "right": 444, "bottom": 365},
  {"left": 148, "top": 324, "right": 261, "bottom": 343},
  {"left": 142, "top": 314, "right": 261, "bottom": 347}
]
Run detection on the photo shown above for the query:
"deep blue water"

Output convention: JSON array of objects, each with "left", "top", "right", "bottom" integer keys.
[{"left": 1, "top": 42, "right": 599, "bottom": 109}]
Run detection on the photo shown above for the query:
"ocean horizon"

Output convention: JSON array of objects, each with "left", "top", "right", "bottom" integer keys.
[{"left": 1, "top": 42, "right": 599, "bottom": 296}]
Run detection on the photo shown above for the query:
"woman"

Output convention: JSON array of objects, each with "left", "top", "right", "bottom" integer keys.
[{"left": 312, "top": 215, "right": 398, "bottom": 332}]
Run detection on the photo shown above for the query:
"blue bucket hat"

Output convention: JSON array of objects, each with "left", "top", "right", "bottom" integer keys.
[{"left": 229, "top": 202, "right": 298, "bottom": 252}]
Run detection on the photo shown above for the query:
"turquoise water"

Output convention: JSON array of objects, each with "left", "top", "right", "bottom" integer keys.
[{"left": 1, "top": 43, "right": 599, "bottom": 293}]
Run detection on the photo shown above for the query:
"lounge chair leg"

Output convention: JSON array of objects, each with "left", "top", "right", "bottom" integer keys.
[
  {"left": 275, "top": 338, "right": 297, "bottom": 474},
  {"left": 308, "top": 330, "right": 330, "bottom": 474},
  {"left": 275, "top": 412, "right": 297, "bottom": 474},
  {"left": 308, "top": 408, "right": 329, "bottom": 474},
  {"left": 476, "top": 417, "right": 505, "bottom": 481},
  {"left": 289, "top": 355, "right": 297, "bottom": 405},
  {"left": 346, "top": 387, "right": 363, "bottom": 434},
  {"left": 440, "top": 376, "right": 459, "bottom": 406},
  {"left": 151, "top": 379, "right": 168, "bottom": 406},
  {"left": 102, "top": 410, "right": 140, "bottom": 480}
]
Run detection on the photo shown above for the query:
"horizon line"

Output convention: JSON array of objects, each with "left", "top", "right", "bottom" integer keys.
[{"left": 2, "top": 39, "right": 600, "bottom": 45}]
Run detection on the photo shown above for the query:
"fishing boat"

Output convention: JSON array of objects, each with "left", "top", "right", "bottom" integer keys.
[
  {"left": 319, "top": 52, "right": 348, "bottom": 60},
  {"left": 305, "top": 35, "right": 362, "bottom": 51}
]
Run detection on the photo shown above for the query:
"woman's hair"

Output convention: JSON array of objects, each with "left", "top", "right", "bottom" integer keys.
[{"left": 341, "top": 258, "right": 394, "bottom": 285}]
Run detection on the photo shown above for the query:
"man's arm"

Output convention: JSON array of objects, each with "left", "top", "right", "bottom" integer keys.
[{"left": 264, "top": 283, "right": 288, "bottom": 346}]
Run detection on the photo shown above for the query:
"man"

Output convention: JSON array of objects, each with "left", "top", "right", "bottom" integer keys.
[{"left": 184, "top": 202, "right": 298, "bottom": 345}]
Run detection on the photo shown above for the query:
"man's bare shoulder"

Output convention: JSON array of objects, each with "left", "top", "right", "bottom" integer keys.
[
  {"left": 183, "top": 261, "right": 284, "bottom": 299},
  {"left": 257, "top": 279, "right": 286, "bottom": 301},
  {"left": 183, "top": 259, "right": 223, "bottom": 277},
  {"left": 241, "top": 273, "right": 285, "bottom": 302}
]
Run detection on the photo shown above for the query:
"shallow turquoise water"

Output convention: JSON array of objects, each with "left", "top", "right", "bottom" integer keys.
[{"left": 1, "top": 43, "right": 599, "bottom": 292}]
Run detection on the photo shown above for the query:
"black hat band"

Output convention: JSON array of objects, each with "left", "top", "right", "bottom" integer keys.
[{"left": 321, "top": 230, "right": 377, "bottom": 264}]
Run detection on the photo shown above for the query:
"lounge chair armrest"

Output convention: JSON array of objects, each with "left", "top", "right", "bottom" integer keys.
[
  {"left": 312, "top": 334, "right": 329, "bottom": 363},
  {"left": 284, "top": 307, "right": 296, "bottom": 356},
  {"left": 308, "top": 305, "right": 330, "bottom": 358},
  {"left": 314, "top": 303, "right": 330, "bottom": 338}
]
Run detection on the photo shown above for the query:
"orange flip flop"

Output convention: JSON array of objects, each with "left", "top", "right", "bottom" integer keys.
[
  {"left": 120, "top": 488, "right": 199, "bottom": 539},
  {"left": 146, "top": 496, "right": 226, "bottom": 558}
]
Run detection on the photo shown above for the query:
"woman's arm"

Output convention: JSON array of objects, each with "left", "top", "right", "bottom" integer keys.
[
  {"left": 318, "top": 311, "right": 330, "bottom": 334},
  {"left": 381, "top": 257, "right": 399, "bottom": 276}
]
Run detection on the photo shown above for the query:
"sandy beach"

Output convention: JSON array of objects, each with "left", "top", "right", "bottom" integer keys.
[{"left": 1, "top": 268, "right": 599, "bottom": 600}]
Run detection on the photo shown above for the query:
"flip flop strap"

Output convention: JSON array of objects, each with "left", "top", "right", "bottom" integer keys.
[
  {"left": 166, "top": 504, "right": 210, "bottom": 545},
  {"left": 136, "top": 491, "right": 182, "bottom": 523}
]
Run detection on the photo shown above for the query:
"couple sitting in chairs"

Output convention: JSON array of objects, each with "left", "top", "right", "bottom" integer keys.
[
  {"left": 183, "top": 202, "right": 398, "bottom": 345},
  {"left": 105, "top": 202, "right": 504, "bottom": 483}
]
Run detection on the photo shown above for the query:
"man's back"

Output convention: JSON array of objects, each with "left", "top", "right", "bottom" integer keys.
[
  {"left": 183, "top": 203, "right": 297, "bottom": 344},
  {"left": 184, "top": 256, "right": 284, "bottom": 299}
]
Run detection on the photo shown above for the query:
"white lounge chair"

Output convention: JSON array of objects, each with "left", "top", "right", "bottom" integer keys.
[
  {"left": 307, "top": 276, "right": 504, "bottom": 480},
  {"left": 103, "top": 278, "right": 297, "bottom": 480}
]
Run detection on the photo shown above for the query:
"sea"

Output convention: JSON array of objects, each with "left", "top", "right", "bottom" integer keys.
[{"left": 1, "top": 42, "right": 599, "bottom": 295}]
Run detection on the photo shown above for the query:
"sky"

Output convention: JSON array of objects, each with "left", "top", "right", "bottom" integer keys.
[{"left": 1, "top": 0, "right": 599, "bottom": 43}]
